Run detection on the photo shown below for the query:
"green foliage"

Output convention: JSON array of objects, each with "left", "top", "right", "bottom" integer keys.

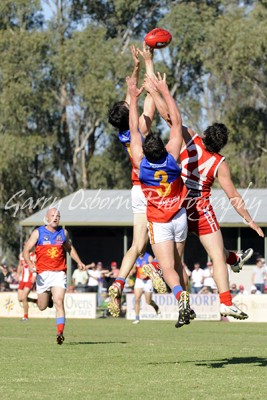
[{"left": 0, "top": 0, "right": 266, "bottom": 256}]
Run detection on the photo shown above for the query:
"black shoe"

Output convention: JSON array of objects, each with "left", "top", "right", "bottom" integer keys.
[
  {"left": 175, "top": 291, "right": 191, "bottom": 328},
  {"left": 56, "top": 334, "right": 65, "bottom": 345},
  {"left": 190, "top": 308, "right": 196, "bottom": 320},
  {"left": 48, "top": 293, "right": 53, "bottom": 308},
  {"left": 231, "top": 248, "right": 253, "bottom": 273}
]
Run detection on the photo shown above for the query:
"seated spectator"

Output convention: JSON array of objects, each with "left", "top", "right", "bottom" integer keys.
[
  {"left": 199, "top": 285, "right": 213, "bottom": 294},
  {"left": 238, "top": 285, "right": 248, "bottom": 295},
  {"left": 190, "top": 262, "right": 204, "bottom": 294},
  {"left": 230, "top": 283, "right": 239, "bottom": 296},
  {"left": 0, "top": 264, "right": 12, "bottom": 291},
  {"left": 251, "top": 285, "right": 262, "bottom": 295},
  {"left": 8, "top": 265, "right": 20, "bottom": 291},
  {"left": 72, "top": 264, "right": 88, "bottom": 292}
]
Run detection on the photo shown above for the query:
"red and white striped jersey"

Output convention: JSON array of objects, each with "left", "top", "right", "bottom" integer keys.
[{"left": 180, "top": 134, "right": 225, "bottom": 198}]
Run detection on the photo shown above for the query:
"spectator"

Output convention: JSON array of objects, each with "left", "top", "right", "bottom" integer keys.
[
  {"left": 251, "top": 258, "right": 266, "bottom": 294},
  {"left": 238, "top": 285, "right": 248, "bottom": 295},
  {"left": 96, "top": 262, "right": 110, "bottom": 307},
  {"left": 72, "top": 264, "right": 88, "bottom": 292},
  {"left": 199, "top": 286, "right": 213, "bottom": 294},
  {"left": 251, "top": 285, "right": 262, "bottom": 295},
  {"left": 87, "top": 262, "right": 100, "bottom": 293},
  {"left": 0, "top": 264, "right": 12, "bottom": 291},
  {"left": 203, "top": 262, "right": 217, "bottom": 292},
  {"left": 190, "top": 262, "right": 204, "bottom": 294},
  {"left": 230, "top": 283, "right": 239, "bottom": 296},
  {"left": 102, "top": 261, "right": 120, "bottom": 296},
  {"left": 9, "top": 265, "right": 20, "bottom": 291}
]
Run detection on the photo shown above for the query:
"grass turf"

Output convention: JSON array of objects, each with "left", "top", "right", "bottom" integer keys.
[{"left": 0, "top": 318, "right": 267, "bottom": 400}]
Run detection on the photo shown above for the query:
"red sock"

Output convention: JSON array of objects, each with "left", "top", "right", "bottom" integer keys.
[
  {"left": 151, "top": 261, "right": 160, "bottom": 271},
  {"left": 57, "top": 324, "right": 65, "bottom": 335},
  {"left": 115, "top": 278, "right": 125, "bottom": 291},
  {"left": 226, "top": 251, "right": 239, "bottom": 265},
  {"left": 24, "top": 314, "right": 28, "bottom": 319},
  {"left": 219, "top": 291, "right": 232, "bottom": 306}
]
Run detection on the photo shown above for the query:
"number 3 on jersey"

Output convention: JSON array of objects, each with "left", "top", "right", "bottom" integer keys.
[{"left": 154, "top": 170, "right": 171, "bottom": 197}]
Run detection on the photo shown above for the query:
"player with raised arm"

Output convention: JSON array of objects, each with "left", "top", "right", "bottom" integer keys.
[
  {"left": 127, "top": 72, "right": 191, "bottom": 328},
  {"left": 143, "top": 76, "right": 264, "bottom": 319},
  {"left": 107, "top": 43, "right": 166, "bottom": 318},
  {"left": 23, "top": 208, "right": 86, "bottom": 344}
]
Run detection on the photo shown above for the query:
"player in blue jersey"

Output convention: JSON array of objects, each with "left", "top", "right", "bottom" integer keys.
[
  {"left": 127, "top": 72, "right": 191, "bottom": 328},
  {"left": 23, "top": 208, "right": 86, "bottom": 344},
  {"left": 107, "top": 44, "right": 167, "bottom": 318}
]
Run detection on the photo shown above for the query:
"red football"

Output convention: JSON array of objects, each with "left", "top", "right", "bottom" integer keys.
[{"left": 145, "top": 28, "right": 172, "bottom": 49}]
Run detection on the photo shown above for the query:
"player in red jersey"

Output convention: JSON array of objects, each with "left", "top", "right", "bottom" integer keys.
[
  {"left": 144, "top": 76, "right": 264, "bottom": 319},
  {"left": 23, "top": 208, "right": 86, "bottom": 345},
  {"left": 17, "top": 251, "right": 37, "bottom": 321},
  {"left": 107, "top": 43, "right": 166, "bottom": 318},
  {"left": 127, "top": 72, "right": 191, "bottom": 328}
]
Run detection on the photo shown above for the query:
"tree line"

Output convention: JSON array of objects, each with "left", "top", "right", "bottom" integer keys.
[{"left": 0, "top": 0, "right": 266, "bottom": 255}]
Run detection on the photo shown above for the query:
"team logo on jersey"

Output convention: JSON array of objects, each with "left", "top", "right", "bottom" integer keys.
[
  {"left": 56, "top": 235, "right": 63, "bottom": 244},
  {"left": 47, "top": 247, "right": 59, "bottom": 258},
  {"left": 43, "top": 235, "right": 51, "bottom": 244}
]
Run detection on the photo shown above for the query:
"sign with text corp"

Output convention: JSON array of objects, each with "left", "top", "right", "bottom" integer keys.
[
  {"left": 126, "top": 293, "right": 221, "bottom": 321},
  {"left": 0, "top": 293, "right": 96, "bottom": 319}
]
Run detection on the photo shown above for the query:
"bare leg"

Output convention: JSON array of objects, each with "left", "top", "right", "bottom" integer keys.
[
  {"left": 18, "top": 287, "right": 31, "bottom": 318},
  {"left": 133, "top": 288, "right": 143, "bottom": 323},
  {"left": 119, "top": 213, "right": 148, "bottom": 279},
  {"left": 144, "top": 291, "right": 159, "bottom": 314},
  {"left": 199, "top": 231, "right": 229, "bottom": 294}
]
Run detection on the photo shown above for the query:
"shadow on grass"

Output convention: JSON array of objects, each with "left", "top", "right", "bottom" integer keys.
[
  {"left": 67, "top": 341, "right": 128, "bottom": 345},
  {"left": 194, "top": 357, "right": 267, "bottom": 368},
  {"left": 148, "top": 357, "right": 267, "bottom": 368}
]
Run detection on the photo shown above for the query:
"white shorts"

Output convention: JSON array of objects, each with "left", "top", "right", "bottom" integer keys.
[
  {"left": 36, "top": 271, "right": 67, "bottom": 294},
  {"left": 148, "top": 207, "right": 188, "bottom": 244},
  {"left": 131, "top": 185, "right": 147, "bottom": 214},
  {"left": 134, "top": 278, "right": 153, "bottom": 292}
]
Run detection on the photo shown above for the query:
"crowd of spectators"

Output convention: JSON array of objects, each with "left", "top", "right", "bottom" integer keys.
[
  {"left": 1, "top": 256, "right": 266, "bottom": 299},
  {"left": 187, "top": 257, "right": 267, "bottom": 296}
]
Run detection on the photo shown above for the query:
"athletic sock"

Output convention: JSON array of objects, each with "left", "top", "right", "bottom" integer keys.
[
  {"left": 135, "top": 315, "right": 140, "bottom": 321},
  {"left": 219, "top": 291, "right": 232, "bottom": 306},
  {"left": 27, "top": 297, "right": 37, "bottom": 303},
  {"left": 226, "top": 251, "right": 239, "bottom": 265},
  {"left": 56, "top": 317, "right": 65, "bottom": 334},
  {"left": 24, "top": 314, "right": 28, "bottom": 319},
  {"left": 172, "top": 285, "right": 183, "bottom": 301},
  {"left": 115, "top": 277, "right": 125, "bottom": 291},
  {"left": 150, "top": 300, "right": 158, "bottom": 312}
]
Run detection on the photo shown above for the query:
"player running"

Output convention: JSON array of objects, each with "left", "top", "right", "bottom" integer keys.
[
  {"left": 23, "top": 208, "right": 86, "bottom": 345},
  {"left": 17, "top": 251, "right": 37, "bottom": 321}
]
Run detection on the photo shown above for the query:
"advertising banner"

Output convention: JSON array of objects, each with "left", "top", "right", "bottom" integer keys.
[
  {"left": 126, "top": 293, "right": 221, "bottom": 321},
  {"left": 0, "top": 292, "right": 96, "bottom": 319}
]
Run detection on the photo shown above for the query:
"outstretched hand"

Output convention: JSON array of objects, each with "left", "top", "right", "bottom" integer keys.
[
  {"left": 144, "top": 72, "right": 168, "bottom": 93},
  {"left": 126, "top": 76, "right": 144, "bottom": 97},
  {"left": 248, "top": 221, "right": 264, "bottom": 237},
  {"left": 130, "top": 45, "right": 140, "bottom": 67},
  {"left": 137, "top": 41, "right": 154, "bottom": 61}
]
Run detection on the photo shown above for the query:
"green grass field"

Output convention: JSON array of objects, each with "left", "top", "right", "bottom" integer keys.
[{"left": 1, "top": 317, "right": 267, "bottom": 400}]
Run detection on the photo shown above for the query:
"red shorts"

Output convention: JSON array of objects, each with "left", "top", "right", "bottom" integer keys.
[
  {"left": 18, "top": 281, "right": 33, "bottom": 290},
  {"left": 184, "top": 198, "right": 220, "bottom": 236}
]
